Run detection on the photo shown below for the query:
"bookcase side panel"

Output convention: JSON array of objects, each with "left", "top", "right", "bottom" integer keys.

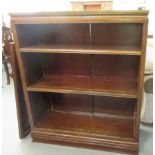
[
  {"left": 11, "top": 22, "right": 36, "bottom": 127},
  {"left": 135, "top": 21, "right": 148, "bottom": 139}
]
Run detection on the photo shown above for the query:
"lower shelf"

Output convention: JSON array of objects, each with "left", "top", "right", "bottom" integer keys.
[
  {"left": 35, "top": 111, "right": 134, "bottom": 139},
  {"left": 32, "top": 111, "right": 138, "bottom": 154}
]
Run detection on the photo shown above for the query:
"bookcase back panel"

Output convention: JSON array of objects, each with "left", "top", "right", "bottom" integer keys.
[
  {"left": 16, "top": 24, "right": 90, "bottom": 47},
  {"left": 91, "top": 23, "right": 142, "bottom": 48},
  {"left": 92, "top": 55, "right": 140, "bottom": 80},
  {"left": 45, "top": 53, "right": 91, "bottom": 76},
  {"left": 93, "top": 96, "right": 136, "bottom": 116},
  {"left": 16, "top": 24, "right": 38, "bottom": 47},
  {"left": 51, "top": 93, "right": 92, "bottom": 113},
  {"left": 21, "top": 53, "right": 44, "bottom": 85},
  {"left": 29, "top": 92, "right": 50, "bottom": 124}
]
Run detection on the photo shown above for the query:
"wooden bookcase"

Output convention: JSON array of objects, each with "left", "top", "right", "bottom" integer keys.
[{"left": 10, "top": 11, "right": 148, "bottom": 154}]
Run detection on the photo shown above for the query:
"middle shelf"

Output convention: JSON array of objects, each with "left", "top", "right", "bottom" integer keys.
[
  {"left": 20, "top": 44, "right": 141, "bottom": 55},
  {"left": 22, "top": 53, "right": 140, "bottom": 98},
  {"left": 27, "top": 75, "right": 137, "bottom": 98}
]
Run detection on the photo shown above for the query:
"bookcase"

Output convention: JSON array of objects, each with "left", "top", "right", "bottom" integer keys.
[{"left": 10, "top": 11, "right": 148, "bottom": 154}]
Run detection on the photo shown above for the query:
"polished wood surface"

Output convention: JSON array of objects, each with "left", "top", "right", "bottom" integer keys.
[
  {"left": 135, "top": 20, "right": 148, "bottom": 139},
  {"left": 35, "top": 111, "right": 134, "bottom": 138},
  {"left": 20, "top": 44, "right": 141, "bottom": 55},
  {"left": 10, "top": 10, "right": 149, "bottom": 17},
  {"left": 11, "top": 11, "right": 148, "bottom": 154},
  {"left": 27, "top": 75, "right": 137, "bottom": 98},
  {"left": 9, "top": 43, "right": 30, "bottom": 138},
  {"left": 10, "top": 11, "right": 149, "bottom": 26}
]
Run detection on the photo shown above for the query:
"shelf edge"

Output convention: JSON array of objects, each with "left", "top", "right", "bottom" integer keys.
[
  {"left": 27, "top": 87, "right": 137, "bottom": 98},
  {"left": 20, "top": 48, "right": 141, "bottom": 56}
]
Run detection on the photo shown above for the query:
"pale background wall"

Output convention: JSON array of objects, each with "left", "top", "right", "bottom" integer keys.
[{"left": 1, "top": 0, "right": 154, "bottom": 36}]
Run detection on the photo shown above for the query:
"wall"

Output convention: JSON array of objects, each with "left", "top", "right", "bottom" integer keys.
[{"left": 1, "top": 0, "right": 154, "bottom": 35}]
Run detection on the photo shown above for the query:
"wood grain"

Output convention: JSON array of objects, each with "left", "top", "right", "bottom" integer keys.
[
  {"left": 20, "top": 44, "right": 141, "bottom": 55},
  {"left": 9, "top": 43, "right": 30, "bottom": 138},
  {"left": 35, "top": 111, "right": 134, "bottom": 139},
  {"left": 10, "top": 10, "right": 149, "bottom": 17},
  {"left": 27, "top": 75, "right": 137, "bottom": 98}
]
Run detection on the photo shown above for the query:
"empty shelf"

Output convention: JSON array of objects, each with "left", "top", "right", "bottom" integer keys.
[
  {"left": 34, "top": 111, "right": 134, "bottom": 139},
  {"left": 27, "top": 76, "right": 137, "bottom": 98},
  {"left": 20, "top": 44, "right": 141, "bottom": 55}
]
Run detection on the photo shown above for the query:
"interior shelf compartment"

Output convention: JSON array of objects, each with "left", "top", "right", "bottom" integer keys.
[
  {"left": 22, "top": 53, "right": 140, "bottom": 98},
  {"left": 34, "top": 111, "right": 134, "bottom": 138},
  {"left": 16, "top": 23, "right": 142, "bottom": 55},
  {"left": 29, "top": 92, "right": 136, "bottom": 140},
  {"left": 91, "top": 54, "right": 139, "bottom": 98}
]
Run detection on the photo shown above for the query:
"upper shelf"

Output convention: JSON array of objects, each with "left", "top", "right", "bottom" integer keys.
[{"left": 20, "top": 44, "right": 141, "bottom": 55}]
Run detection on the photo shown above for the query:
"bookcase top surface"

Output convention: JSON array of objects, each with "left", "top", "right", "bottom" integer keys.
[{"left": 10, "top": 10, "right": 149, "bottom": 17}]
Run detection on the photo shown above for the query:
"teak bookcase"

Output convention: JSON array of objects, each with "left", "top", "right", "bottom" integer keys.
[{"left": 10, "top": 11, "right": 148, "bottom": 154}]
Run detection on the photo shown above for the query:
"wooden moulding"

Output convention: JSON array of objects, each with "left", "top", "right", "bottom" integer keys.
[
  {"left": 31, "top": 133, "right": 138, "bottom": 155},
  {"left": 10, "top": 11, "right": 149, "bottom": 24},
  {"left": 31, "top": 111, "right": 138, "bottom": 154},
  {"left": 31, "top": 128, "right": 138, "bottom": 155},
  {"left": 33, "top": 111, "right": 135, "bottom": 138},
  {"left": 10, "top": 10, "right": 149, "bottom": 17}
]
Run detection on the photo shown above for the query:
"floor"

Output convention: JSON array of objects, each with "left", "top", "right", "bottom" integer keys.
[{"left": 2, "top": 71, "right": 153, "bottom": 155}]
